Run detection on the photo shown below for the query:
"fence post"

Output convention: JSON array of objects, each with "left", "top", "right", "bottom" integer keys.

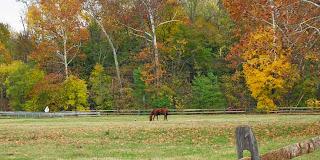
[{"left": 235, "top": 125, "right": 259, "bottom": 160}]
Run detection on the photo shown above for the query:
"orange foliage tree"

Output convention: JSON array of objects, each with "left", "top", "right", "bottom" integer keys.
[
  {"left": 224, "top": 0, "right": 319, "bottom": 108},
  {"left": 27, "top": 0, "right": 89, "bottom": 79},
  {"left": 122, "top": 0, "right": 183, "bottom": 86}
]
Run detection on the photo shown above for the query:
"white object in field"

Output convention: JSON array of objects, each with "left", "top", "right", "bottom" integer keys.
[{"left": 44, "top": 106, "right": 49, "bottom": 113}]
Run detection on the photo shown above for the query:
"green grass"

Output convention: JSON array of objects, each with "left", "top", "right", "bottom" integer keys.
[{"left": 0, "top": 115, "right": 320, "bottom": 159}]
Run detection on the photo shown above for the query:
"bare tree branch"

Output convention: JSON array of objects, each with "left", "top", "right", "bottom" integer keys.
[
  {"left": 157, "top": 20, "right": 180, "bottom": 27},
  {"left": 120, "top": 23, "right": 153, "bottom": 38},
  {"left": 130, "top": 31, "right": 153, "bottom": 42},
  {"left": 55, "top": 51, "right": 64, "bottom": 60},
  {"left": 67, "top": 50, "right": 78, "bottom": 65},
  {"left": 157, "top": 11, "right": 180, "bottom": 27},
  {"left": 301, "top": 0, "right": 320, "bottom": 7}
]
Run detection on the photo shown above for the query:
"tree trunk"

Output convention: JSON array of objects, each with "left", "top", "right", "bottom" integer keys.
[
  {"left": 0, "top": 88, "right": 3, "bottom": 110},
  {"left": 148, "top": 7, "right": 160, "bottom": 86},
  {"left": 95, "top": 20, "right": 124, "bottom": 108},
  {"left": 63, "top": 33, "right": 69, "bottom": 79},
  {"left": 100, "top": 24, "right": 122, "bottom": 92},
  {"left": 269, "top": 0, "right": 277, "bottom": 61}
]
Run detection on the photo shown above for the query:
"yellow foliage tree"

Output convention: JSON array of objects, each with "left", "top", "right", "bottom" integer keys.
[
  {"left": 0, "top": 42, "right": 12, "bottom": 64},
  {"left": 305, "top": 99, "right": 320, "bottom": 110},
  {"left": 242, "top": 27, "right": 298, "bottom": 110},
  {"left": 62, "top": 75, "right": 88, "bottom": 111}
]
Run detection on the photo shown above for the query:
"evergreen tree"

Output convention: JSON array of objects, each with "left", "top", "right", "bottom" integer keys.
[
  {"left": 191, "top": 72, "right": 226, "bottom": 109},
  {"left": 132, "top": 67, "right": 147, "bottom": 109}
]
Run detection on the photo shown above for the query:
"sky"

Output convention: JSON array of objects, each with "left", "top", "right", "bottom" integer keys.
[{"left": 0, "top": 0, "right": 25, "bottom": 32}]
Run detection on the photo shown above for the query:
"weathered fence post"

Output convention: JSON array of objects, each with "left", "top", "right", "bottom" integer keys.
[{"left": 235, "top": 125, "right": 259, "bottom": 160}]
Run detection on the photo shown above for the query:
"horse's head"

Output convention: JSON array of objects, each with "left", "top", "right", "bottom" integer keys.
[{"left": 149, "top": 114, "right": 153, "bottom": 121}]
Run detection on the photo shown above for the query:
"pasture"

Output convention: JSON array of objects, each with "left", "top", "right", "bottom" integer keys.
[{"left": 0, "top": 115, "right": 320, "bottom": 159}]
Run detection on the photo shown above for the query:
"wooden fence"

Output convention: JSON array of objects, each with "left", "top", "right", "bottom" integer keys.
[
  {"left": 0, "top": 111, "right": 100, "bottom": 118},
  {"left": 0, "top": 107, "right": 319, "bottom": 118},
  {"left": 236, "top": 125, "right": 320, "bottom": 160},
  {"left": 84, "top": 107, "right": 320, "bottom": 115}
]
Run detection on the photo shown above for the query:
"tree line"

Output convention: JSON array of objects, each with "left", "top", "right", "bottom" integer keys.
[{"left": 0, "top": 0, "right": 319, "bottom": 111}]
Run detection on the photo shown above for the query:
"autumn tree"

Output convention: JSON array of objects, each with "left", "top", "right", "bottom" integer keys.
[
  {"left": 220, "top": 70, "right": 255, "bottom": 110},
  {"left": 61, "top": 75, "right": 88, "bottom": 111},
  {"left": 27, "top": 0, "right": 89, "bottom": 79},
  {"left": 225, "top": 0, "right": 319, "bottom": 108},
  {"left": 0, "top": 42, "right": 10, "bottom": 110},
  {"left": 0, "top": 23, "right": 12, "bottom": 64},
  {"left": 84, "top": 0, "right": 129, "bottom": 109},
  {"left": 225, "top": 0, "right": 319, "bottom": 70},
  {"left": 181, "top": 0, "right": 220, "bottom": 23},
  {"left": 26, "top": 73, "right": 64, "bottom": 111},
  {"left": 242, "top": 28, "right": 298, "bottom": 109},
  {"left": 121, "top": 0, "right": 182, "bottom": 86},
  {"left": 10, "top": 32, "right": 33, "bottom": 63},
  {"left": 0, "top": 24, "right": 13, "bottom": 110}
]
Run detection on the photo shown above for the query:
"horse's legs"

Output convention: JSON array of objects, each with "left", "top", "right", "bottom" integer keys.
[
  {"left": 157, "top": 115, "right": 158, "bottom": 120},
  {"left": 153, "top": 115, "right": 155, "bottom": 121}
]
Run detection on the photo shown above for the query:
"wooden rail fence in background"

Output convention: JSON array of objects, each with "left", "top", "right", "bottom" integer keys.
[{"left": 0, "top": 107, "right": 319, "bottom": 118}]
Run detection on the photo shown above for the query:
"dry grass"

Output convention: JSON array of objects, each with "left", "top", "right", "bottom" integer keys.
[{"left": 0, "top": 114, "right": 319, "bottom": 159}]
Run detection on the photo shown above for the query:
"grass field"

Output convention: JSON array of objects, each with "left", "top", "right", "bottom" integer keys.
[{"left": 0, "top": 114, "right": 320, "bottom": 160}]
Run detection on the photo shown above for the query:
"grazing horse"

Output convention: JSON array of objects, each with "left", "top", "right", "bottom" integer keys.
[{"left": 150, "top": 108, "right": 168, "bottom": 121}]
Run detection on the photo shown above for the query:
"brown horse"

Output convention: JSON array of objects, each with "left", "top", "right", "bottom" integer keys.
[{"left": 150, "top": 108, "right": 168, "bottom": 121}]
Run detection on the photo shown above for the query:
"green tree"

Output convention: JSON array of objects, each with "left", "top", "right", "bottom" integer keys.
[
  {"left": 88, "top": 63, "right": 112, "bottom": 110},
  {"left": 132, "top": 67, "right": 147, "bottom": 109},
  {"left": 0, "top": 61, "right": 44, "bottom": 110},
  {"left": 191, "top": 72, "right": 225, "bottom": 109},
  {"left": 149, "top": 85, "right": 173, "bottom": 109}
]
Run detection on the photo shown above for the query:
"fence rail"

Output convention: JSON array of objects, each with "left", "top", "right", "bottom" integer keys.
[
  {"left": 0, "top": 111, "right": 100, "bottom": 118},
  {"left": 0, "top": 107, "right": 319, "bottom": 118}
]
